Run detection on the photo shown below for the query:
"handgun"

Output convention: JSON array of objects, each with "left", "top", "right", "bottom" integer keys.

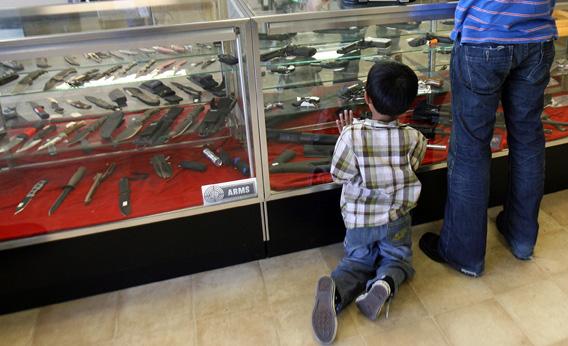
[
  {"left": 408, "top": 33, "right": 453, "bottom": 47},
  {"left": 337, "top": 37, "right": 392, "bottom": 55},
  {"left": 260, "top": 45, "right": 317, "bottom": 62}
]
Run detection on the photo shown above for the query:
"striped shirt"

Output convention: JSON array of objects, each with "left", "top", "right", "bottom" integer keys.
[
  {"left": 451, "top": 0, "right": 558, "bottom": 44},
  {"left": 331, "top": 118, "right": 427, "bottom": 229}
]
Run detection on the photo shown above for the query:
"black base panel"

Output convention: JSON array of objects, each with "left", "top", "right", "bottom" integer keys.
[
  {"left": 0, "top": 203, "right": 264, "bottom": 314},
  {"left": 267, "top": 144, "right": 568, "bottom": 257}
]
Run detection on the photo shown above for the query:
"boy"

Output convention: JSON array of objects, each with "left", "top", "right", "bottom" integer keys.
[{"left": 312, "top": 61, "right": 427, "bottom": 344}]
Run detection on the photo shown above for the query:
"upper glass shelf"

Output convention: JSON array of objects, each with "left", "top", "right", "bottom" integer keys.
[
  {"left": 239, "top": 0, "right": 448, "bottom": 17},
  {"left": 0, "top": 0, "right": 245, "bottom": 41}
]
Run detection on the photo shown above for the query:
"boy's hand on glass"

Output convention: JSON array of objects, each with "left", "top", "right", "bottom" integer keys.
[{"left": 336, "top": 109, "right": 354, "bottom": 134}]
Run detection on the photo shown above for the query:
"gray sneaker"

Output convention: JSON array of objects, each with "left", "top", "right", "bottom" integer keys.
[
  {"left": 312, "top": 276, "right": 337, "bottom": 344},
  {"left": 355, "top": 280, "right": 390, "bottom": 321}
]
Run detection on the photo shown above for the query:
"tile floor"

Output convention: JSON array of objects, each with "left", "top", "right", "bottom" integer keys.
[{"left": 2, "top": 189, "right": 568, "bottom": 346}]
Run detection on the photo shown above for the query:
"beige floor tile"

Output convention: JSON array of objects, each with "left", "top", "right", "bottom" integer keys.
[
  {"left": 195, "top": 307, "right": 278, "bottom": 346},
  {"left": 360, "top": 317, "right": 448, "bottom": 346},
  {"left": 116, "top": 276, "right": 193, "bottom": 340},
  {"left": 481, "top": 246, "right": 546, "bottom": 294},
  {"left": 549, "top": 339, "right": 568, "bottom": 346},
  {"left": 271, "top": 295, "right": 358, "bottom": 346},
  {"left": 112, "top": 318, "right": 195, "bottom": 346},
  {"left": 260, "top": 249, "right": 329, "bottom": 305},
  {"left": 0, "top": 309, "right": 39, "bottom": 346},
  {"left": 32, "top": 292, "right": 118, "bottom": 346},
  {"left": 411, "top": 266, "right": 493, "bottom": 316},
  {"left": 551, "top": 270, "right": 568, "bottom": 297},
  {"left": 319, "top": 243, "right": 344, "bottom": 272},
  {"left": 435, "top": 299, "right": 531, "bottom": 346},
  {"left": 352, "top": 284, "right": 428, "bottom": 336},
  {"left": 538, "top": 210, "right": 566, "bottom": 234},
  {"left": 193, "top": 262, "right": 266, "bottom": 318},
  {"left": 496, "top": 280, "right": 568, "bottom": 346},
  {"left": 533, "top": 231, "right": 568, "bottom": 275},
  {"left": 540, "top": 189, "right": 568, "bottom": 226}
]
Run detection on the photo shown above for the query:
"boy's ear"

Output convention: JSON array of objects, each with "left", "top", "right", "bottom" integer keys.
[{"left": 364, "top": 91, "right": 370, "bottom": 105}]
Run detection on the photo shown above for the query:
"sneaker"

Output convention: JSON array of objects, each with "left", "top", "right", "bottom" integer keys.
[
  {"left": 496, "top": 212, "right": 532, "bottom": 261},
  {"left": 355, "top": 280, "right": 390, "bottom": 321},
  {"left": 312, "top": 276, "right": 337, "bottom": 344}
]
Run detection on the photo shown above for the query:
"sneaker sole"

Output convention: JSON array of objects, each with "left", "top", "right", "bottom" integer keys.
[
  {"left": 355, "top": 284, "right": 388, "bottom": 321},
  {"left": 312, "top": 277, "right": 337, "bottom": 344}
]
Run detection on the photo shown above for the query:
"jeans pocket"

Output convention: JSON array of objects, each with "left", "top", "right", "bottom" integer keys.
[
  {"left": 525, "top": 41, "right": 555, "bottom": 84},
  {"left": 386, "top": 216, "right": 411, "bottom": 246},
  {"left": 462, "top": 45, "right": 512, "bottom": 95}
]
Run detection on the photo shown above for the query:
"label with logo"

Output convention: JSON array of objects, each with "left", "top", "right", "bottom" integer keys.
[{"left": 201, "top": 178, "right": 257, "bottom": 206}]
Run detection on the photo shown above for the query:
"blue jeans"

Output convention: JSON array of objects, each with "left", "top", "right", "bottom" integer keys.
[
  {"left": 439, "top": 39, "right": 555, "bottom": 276},
  {"left": 331, "top": 215, "right": 414, "bottom": 312}
]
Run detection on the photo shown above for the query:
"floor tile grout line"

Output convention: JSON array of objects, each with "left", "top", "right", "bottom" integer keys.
[
  {"left": 493, "top": 294, "right": 537, "bottom": 346},
  {"left": 429, "top": 315, "right": 454, "bottom": 346}
]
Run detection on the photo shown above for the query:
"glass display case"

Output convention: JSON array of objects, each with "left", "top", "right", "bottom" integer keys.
[
  {"left": 240, "top": 0, "right": 568, "bottom": 199},
  {"left": 0, "top": 0, "right": 263, "bottom": 247}
]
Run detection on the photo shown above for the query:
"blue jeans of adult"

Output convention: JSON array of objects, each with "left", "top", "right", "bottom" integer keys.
[
  {"left": 439, "top": 39, "right": 555, "bottom": 276},
  {"left": 331, "top": 215, "right": 414, "bottom": 312}
]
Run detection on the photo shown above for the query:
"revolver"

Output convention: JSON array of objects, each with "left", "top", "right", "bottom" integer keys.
[{"left": 292, "top": 96, "right": 320, "bottom": 108}]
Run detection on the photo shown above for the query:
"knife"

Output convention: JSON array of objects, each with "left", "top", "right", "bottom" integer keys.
[
  {"left": 43, "top": 68, "right": 76, "bottom": 91},
  {"left": 1, "top": 61, "right": 24, "bottom": 71},
  {"left": 15, "top": 179, "right": 48, "bottom": 215},
  {"left": 67, "top": 69, "right": 99, "bottom": 87},
  {"left": 47, "top": 98, "right": 65, "bottom": 114},
  {"left": 0, "top": 126, "right": 40, "bottom": 154},
  {"left": 93, "top": 65, "right": 122, "bottom": 80},
  {"left": 13, "top": 69, "right": 48, "bottom": 93},
  {"left": 168, "top": 105, "right": 205, "bottom": 139},
  {"left": 85, "top": 163, "right": 116, "bottom": 204},
  {"left": 154, "top": 59, "right": 177, "bottom": 74},
  {"left": 67, "top": 99, "right": 92, "bottom": 110},
  {"left": 114, "top": 109, "right": 159, "bottom": 143},
  {"left": 37, "top": 121, "right": 86, "bottom": 151},
  {"left": 135, "top": 59, "right": 157, "bottom": 77},
  {"left": 120, "top": 61, "right": 138, "bottom": 75},
  {"left": 153, "top": 46, "right": 177, "bottom": 55},
  {"left": 16, "top": 124, "right": 58, "bottom": 153},
  {"left": 67, "top": 117, "right": 106, "bottom": 146},
  {"left": 123, "top": 87, "right": 160, "bottom": 106},
  {"left": 118, "top": 177, "right": 131, "bottom": 215},
  {"left": 109, "top": 89, "right": 127, "bottom": 108},
  {"left": 29, "top": 101, "right": 50, "bottom": 120},
  {"left": 99, "top": 111, "right": 124, "bottom": 140},
  {"left": 36, "top": 57, "right": 50, "bottom": 68},
  {"left": 64, "top": 56, "right": 80, "bottom": 66},
  {"left": 48, "top": 166, "right": 86, "bottom": 215},
  {"left": 172, "top": 60, "right": 188, "bottom": 74},
  {"left": 85, "top": 96, "right": 120, "bottom": 111}
]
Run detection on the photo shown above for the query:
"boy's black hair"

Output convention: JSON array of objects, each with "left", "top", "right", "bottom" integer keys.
[{"left": 365, "top": 61, "right": 418, "bottom": 118}]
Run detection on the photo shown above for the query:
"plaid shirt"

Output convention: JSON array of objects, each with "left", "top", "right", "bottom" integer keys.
[{"left": 331, "top": 118, "right": 427, "bottom": 229}]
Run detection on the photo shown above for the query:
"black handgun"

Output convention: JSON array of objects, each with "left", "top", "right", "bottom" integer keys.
[
  {"left": 408, "top": 33, "right": 453, "bottom": 47},
  {"left": 412, "top": 101, "right": 451, "bottom": 122},
  {"left": 337, "top": 38, "right": 392, "bottom": 55},
  {"left": 198, "top": 97, "right": 237, "bottom": 137},
  {"left": 269, "top": 159, "right": 331, "bottom": 174},
  {"left": 260, "top": 45, "right": 317, "bottom": 62},
  {"left": 338, "top": 81, "right": 365, "bottom": 100}
]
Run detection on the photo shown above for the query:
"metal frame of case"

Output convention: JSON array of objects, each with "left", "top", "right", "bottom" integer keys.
[{"left": 0, "top": 1, "right": 267, "bottom": 250}]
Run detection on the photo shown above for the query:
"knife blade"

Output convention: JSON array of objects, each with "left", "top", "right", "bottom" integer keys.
[
  {"left": 123, "top": 87, "right": 160, "bottom": 106},
  {"left": 0, "top": 127, "right": 40, "bottom": 154},
  {"left": 154, "top": 59, "right": 177, "bottom": 74},
  {"left": 16, "top": 124, "right": 58, "bottom": 153},
  {"left": 100, "top": 111, "right": 124, "bottom": 140},
  {"left": 67, "top": 69, "right": 99, "bottom": 87},
  {"left": 93, "top": 65, "right": 122, "bottom": 80},
  {"left": 29, "top": 101, "right": 50, "bottom": 120},
  {"left": 85, "top": 163, "right": 116, "bottom": 204},
  {"left": 114, "top": 109, "right": 159, "bottom": 143},
  {"left": 168, "top": 105, "right": 205, "bottom": 139},
  {"left": 43, "top": 68, "right": 77, "bottom": 91},
  {"left": 37, "top": 121, "right": 86, "bottom": 151},
  {"left": 120, "top": 61, "right": 138, "bottom": 76},
  {"left": 49, "top": 166, "right": 86, "bottom": 216},
  {"left": 15, "top": 179, "right": 48, "bottom": 215},
  {"left": 118, "top": 177, "right": 131, "bottom": 215},
  {"left": 85, "top": 96, "right": 120, "bottom": 111},
  {"left": 67, "top": 117, "right": 106, "bottom": 146},
  {"left": 13, "top": 69, "right": 48, "bottom": 93},
  {"left": 1, "top": 60, "right": 24, "bottom": 71},
  {"left": 36, "top": 57, "right": 50, "bottom": 68}
]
